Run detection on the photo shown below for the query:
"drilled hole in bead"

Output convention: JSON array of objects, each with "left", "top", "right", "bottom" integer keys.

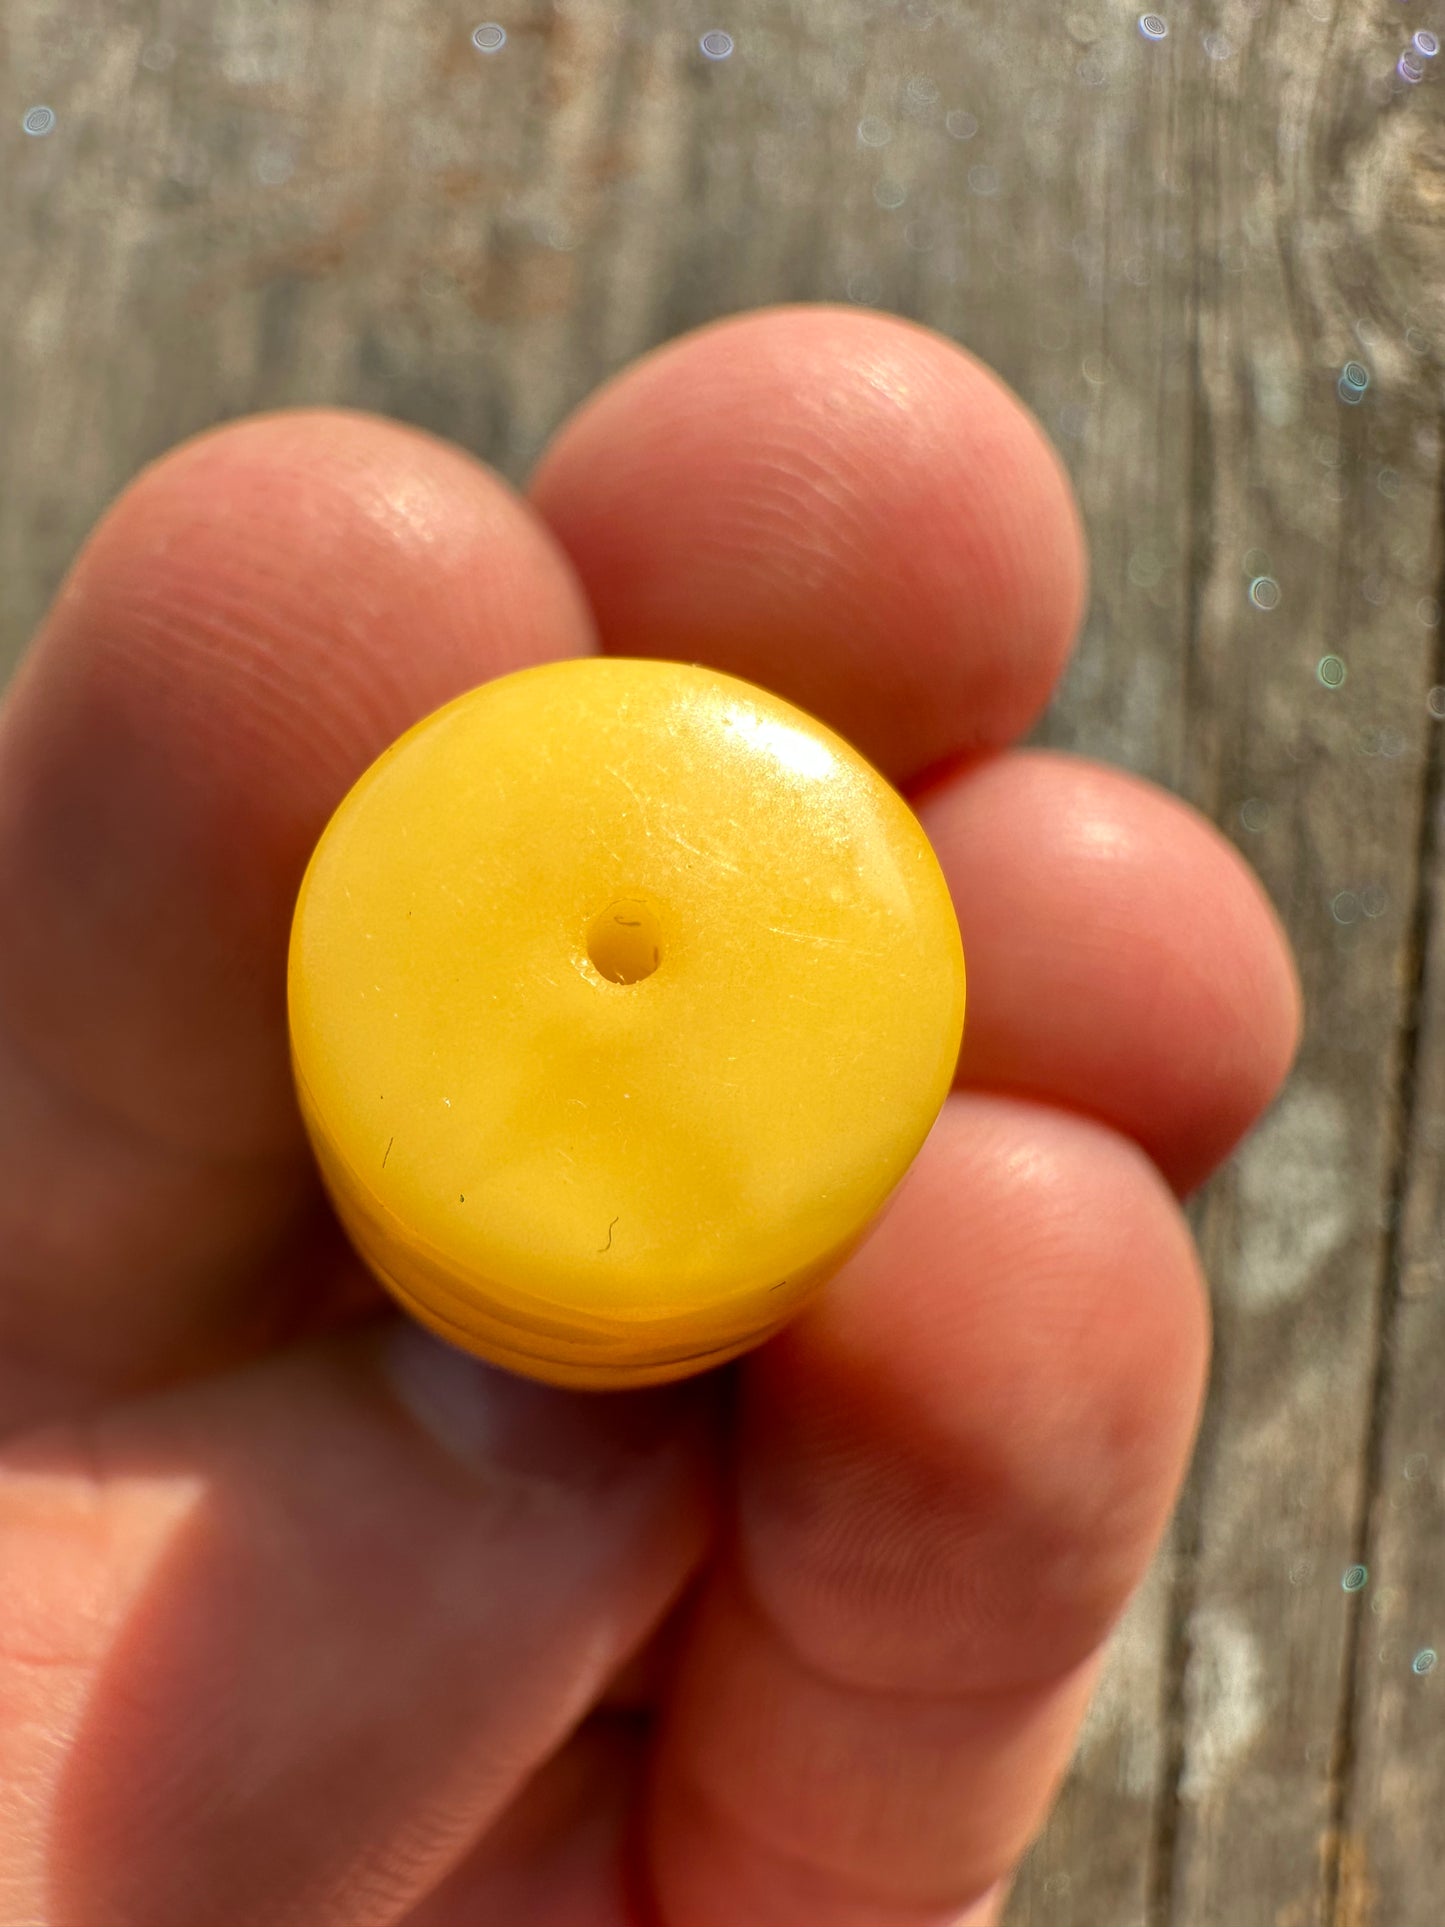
[{"left": 587, "top": 900, "right": 662, "bottom": 984}]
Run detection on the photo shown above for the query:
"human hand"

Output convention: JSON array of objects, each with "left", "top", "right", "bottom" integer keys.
[{"left": 0, "top": 308, "right": 1300, "bottom": 1927}]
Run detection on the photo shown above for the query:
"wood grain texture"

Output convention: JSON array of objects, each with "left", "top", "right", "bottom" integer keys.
[{"left": 3, "top": 2, "right": 1443, "bottom": 1922}]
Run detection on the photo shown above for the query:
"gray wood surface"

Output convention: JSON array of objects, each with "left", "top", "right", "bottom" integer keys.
[{"left": 3, "top": 3, "right": 1443, "bottom": 1922}]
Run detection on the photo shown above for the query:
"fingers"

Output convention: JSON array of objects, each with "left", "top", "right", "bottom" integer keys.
[
  {"left": 655, "top": 1570, "right": 1094, "bottom": 1927},
  {"left": 0, "top": 411, "right": 594, "bottom": 1419},
  {"left": 398, "top": 1719, "right": 650, "bottom": 1927},
  {"left": 0, "top": 1316, "right": 716, "bottom": 1927},
  {"left": 645, "top": 1095, "right": 1210, "bottom": 1926},
  {"left": 917, "top": 750, "right": 1304, "bottom": 1195},
  {"left": 528, "top": 306, "right": 1087, "bottom": 786}
]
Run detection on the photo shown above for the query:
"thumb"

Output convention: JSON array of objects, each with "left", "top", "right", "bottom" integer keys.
[{"left": 1, "top": 1315, "right": 719, "bottom": 1927}]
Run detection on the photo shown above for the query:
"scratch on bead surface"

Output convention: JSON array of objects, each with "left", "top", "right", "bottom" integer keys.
[
  {"left": 759, "top": 922, "right": 847, "bottom": 945},
  {"left": 667, "top": 824, "right": 741, "bottom": 873},
  {"left": 604, "top": 764, "right": 652, "bottom": 835}
]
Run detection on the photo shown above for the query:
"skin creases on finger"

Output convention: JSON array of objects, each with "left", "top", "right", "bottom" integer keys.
[
  {"left": 528, "top": 304, "right": 1089, "bottom": 786},
  {"left": 396, "top": 1717, "right": 651, "bottom": 1927},
  {"left": 913, "top": 747, "right": 1304, "bottom": 1196},
  {"left": 0, "top": 1320, "right": 718, "bottom": 1927},
  {"left": 643, "top": 1093, "right": 1211, "bottom": 1927},
  {"left": 650, "top": 1568, "right": 1101, "bottom": 1927}
]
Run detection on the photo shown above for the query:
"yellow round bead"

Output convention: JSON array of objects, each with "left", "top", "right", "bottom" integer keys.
[{"left": 287, "top": 657, "right": 965, "bottom": 1388}]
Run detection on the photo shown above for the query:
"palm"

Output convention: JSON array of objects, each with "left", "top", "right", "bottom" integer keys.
[{"left": 0, "top": 309, "right": 1299, "bottom": 1927}]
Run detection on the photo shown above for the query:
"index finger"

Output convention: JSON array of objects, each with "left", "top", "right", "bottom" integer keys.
[{"left": 0, "top": 411, "right": 595, "bottom": 1427}]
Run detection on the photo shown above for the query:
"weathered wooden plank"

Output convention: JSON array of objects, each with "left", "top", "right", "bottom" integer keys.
[
  {"left": 1332, "top": 568, "right": 1445, "bottom": 1921},
  {"left": 3, "top": 4, "right": 1443, "bottom": 1925},
  {"left": 1003, "top": 1544, "right": 1177, "bottom": 1927},
  {"left": 1144, "top": 3, "right": 1444, "bottom": 1924}
]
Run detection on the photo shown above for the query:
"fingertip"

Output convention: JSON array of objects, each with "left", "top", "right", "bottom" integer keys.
[
  {"left": 0, "top": 408, "right": 595, "bottom": 1159},
  {"left": 529, "top": 304, "right": 1088, "bottom": 780},
  {"left": 918, "top": 751, "right": 1306, "bottom": 1195}
]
